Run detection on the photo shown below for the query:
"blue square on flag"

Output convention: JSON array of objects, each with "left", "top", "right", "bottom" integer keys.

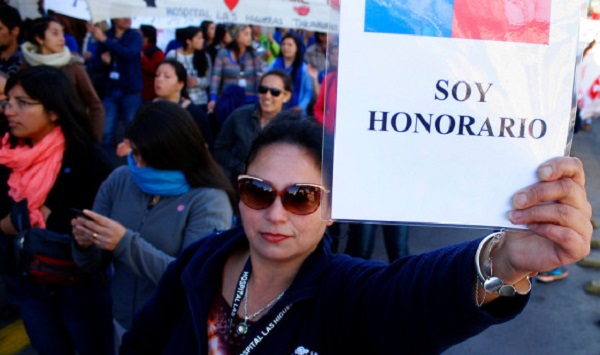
[{"left": 364, "top": 0, "right": 455, "bottom": 37}]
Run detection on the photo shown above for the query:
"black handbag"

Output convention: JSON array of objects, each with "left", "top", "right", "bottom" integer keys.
[
  {"left": 21, "top": 228, "right": 83, "bottom": 285},
  {"left": 11, "top": 199, "right": 83, "bottom": 285}
]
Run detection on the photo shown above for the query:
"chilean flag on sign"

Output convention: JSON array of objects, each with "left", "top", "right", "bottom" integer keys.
[{"left": 365, "top": 0, "right": 552, "bottom": 45}]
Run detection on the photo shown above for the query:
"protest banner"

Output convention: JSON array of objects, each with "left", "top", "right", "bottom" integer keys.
[
  {"left": 80, "top": 0, "right": 339, "bottom": 32},
  {"left": 327, "top": 0, "right": 582, "bottom": 228},
  {"left": 45, "top": 0, "right": 91, "bottom": 21}
]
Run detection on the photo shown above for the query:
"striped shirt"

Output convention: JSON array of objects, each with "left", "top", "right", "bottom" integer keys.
[{"left": 210, "top": 48, "right": 262, "bottom": 103}]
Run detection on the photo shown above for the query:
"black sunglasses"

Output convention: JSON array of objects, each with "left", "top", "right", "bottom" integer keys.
[
  {"left": 238, "top": 175, "right": 328, "bottom": 215},
  {"left": 258, "top": 85, "right": 283, "bottom": 97}
]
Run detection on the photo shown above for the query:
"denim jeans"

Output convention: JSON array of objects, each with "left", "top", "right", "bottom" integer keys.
[
  {"left": 101, "top": 89, "right": 142, "bottom": 152},
  {"left": 17, "top": 277, "right": 114, "bottom": 355},
  {"left": 345, "top": 224, "right": 409, "bottom": 262}
]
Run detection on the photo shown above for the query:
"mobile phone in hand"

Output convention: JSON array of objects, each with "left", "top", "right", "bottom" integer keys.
[{"left": 70, "top": 208, "right": 92, "bottom": 220}]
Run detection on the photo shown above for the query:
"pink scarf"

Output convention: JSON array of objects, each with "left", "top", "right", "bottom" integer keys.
[{"left": 0, "top": 127, "right": 66, "bottom": 229}]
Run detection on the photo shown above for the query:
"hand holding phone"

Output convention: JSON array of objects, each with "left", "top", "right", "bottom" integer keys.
[{"left": 70, "top": 208, "right": 92, "bottom": 220}]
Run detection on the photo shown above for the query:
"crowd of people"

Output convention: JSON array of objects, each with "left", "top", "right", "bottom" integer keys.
[{"left": 0, "top": 3, "right": 595, "bottom": 354}]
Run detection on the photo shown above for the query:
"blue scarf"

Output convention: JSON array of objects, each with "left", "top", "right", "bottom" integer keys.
[{"left": 128, "top": 153, "right": 190, "bottom": 196}]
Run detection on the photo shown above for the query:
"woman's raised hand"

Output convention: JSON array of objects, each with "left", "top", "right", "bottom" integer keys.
[{"left": 492, "top": 157, "right": 592, "bottom": 284}]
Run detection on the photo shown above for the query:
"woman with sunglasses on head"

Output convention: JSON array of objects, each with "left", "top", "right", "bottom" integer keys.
[
  {"left": 0, "top": 66, "right": 114, "bottom": 354},
  {"left": 122, "top": 117, "right": 591, "bottom": 354},
  {"left": 72, "top": 100, "right": 234, "bottom": 343},
  {"left": 213, "top": 69, "right": 293, "bottom": 185},
  {"left": 21, "top": 17, "right": 104, "bottom": 143},
  {"left": 267, "top": 33, "right": 313, "bottom": 114}
]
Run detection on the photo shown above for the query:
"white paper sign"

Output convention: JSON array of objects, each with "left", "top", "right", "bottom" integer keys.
[{"left": 330, "top": 0, "right": 581, "bottom": 228}]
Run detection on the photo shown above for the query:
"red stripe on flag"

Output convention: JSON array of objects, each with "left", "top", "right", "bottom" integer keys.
[{"left": 452, "top": 0, "right": 551, "bottom": 44}]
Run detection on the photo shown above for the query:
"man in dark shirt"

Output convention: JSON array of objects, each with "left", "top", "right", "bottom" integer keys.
[
  {"left": 88, "top": 18, "right": 143, "bottom": 153},
  {"left": 0, "top": 4, "right": 23, "bottom": 75}
]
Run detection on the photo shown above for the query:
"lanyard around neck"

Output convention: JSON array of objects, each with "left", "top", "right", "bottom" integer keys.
[
  {"left": 229, "top": 257, "right": 252, "bottom": 331},
  {"left": 228, "top": 257, "right": 293, "bottom": 355}
]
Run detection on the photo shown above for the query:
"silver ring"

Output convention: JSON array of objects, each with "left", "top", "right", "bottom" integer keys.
[{"left": 93, "top": 233, "right": 99, "bottom": 238}]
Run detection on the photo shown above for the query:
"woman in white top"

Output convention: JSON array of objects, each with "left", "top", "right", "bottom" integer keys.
[{"left": 166, "top": 26, "right": 212, "bottom": 111}]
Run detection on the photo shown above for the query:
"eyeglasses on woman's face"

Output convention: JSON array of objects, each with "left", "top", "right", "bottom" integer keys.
[
  {"left": 238, "top": 174, "right": 328, "bottom": 215},
  {"left": 0, "top": 97, "right": 43, "bottom": 111}
]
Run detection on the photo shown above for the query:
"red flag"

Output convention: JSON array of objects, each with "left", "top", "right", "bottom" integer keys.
[{"left": 452, "top": 0, "right": 551, "bottom": 44}]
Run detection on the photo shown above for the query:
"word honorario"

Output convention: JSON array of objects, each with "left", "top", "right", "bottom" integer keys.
[
  {"left": 367, "top": 79, "right": 548, "bottom": 139},
  {"left": 368, "top": 111, "right": 547, "bottom": 139}
]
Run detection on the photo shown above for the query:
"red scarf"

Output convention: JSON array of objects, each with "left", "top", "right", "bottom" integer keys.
[{"left": 0, "top": 127, "right": 66, "bottom": 229}]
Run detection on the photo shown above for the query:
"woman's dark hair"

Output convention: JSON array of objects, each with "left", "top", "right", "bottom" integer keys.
[
  {"left": 227, "top": 25, "right": 254, "bottom": 61},
  {"left": 159, "top": 59, "right": 189, "bottom": 100},
  {"left": 314, "top": 32, "right": 327, "bottom": 45},
  {"left": 126, "top": 101, "right": 235, "bottom": 204},
  {"left": 140, "top": 24, "right": 157, "bottom": 45},
  {"left": 214, "top": 23, "right": 228, "bottom": 46},
  {"left": 174, "top": 27, "right": 185, "bottom": 44},
  {"left": 180, "top": 26, "right": 209, "bottom": 77},
  {"left": 26, "top": 16, "right": 60, "bottom": 45},
  {"left": 278, "top": 33, "right": 303, "bottom": 85},
  {"left": 260, "top": 69, "right": 293, "bottom": 94},
  {"left": 5, "top": 65, "right": 94, "bottom": 150},
  {"left": 200, "top": 20, "right": 214, "bottom": 43},
  {"left": 180, "top": 26, "right": 201, "bottom": 50},
  {"left": 246, "top": 116, "right": 322, "bottom": 170}
]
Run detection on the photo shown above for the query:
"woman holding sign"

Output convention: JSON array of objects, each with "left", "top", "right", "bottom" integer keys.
[{"left": 121, "top": 118, "right": 591, "bottom": 354}]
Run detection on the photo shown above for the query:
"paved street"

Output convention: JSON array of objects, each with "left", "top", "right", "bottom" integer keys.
[{"left": 1, "top": 126, "right": 599, "bottom": 354}]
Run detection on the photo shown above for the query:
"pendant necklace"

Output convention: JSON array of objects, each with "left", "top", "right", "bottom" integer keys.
[
  {"left": 149, "top": 195, "right": 160, "bottom": 206},
  {"left": 236, "top": 279, "right": 287, "bottom": 335}
]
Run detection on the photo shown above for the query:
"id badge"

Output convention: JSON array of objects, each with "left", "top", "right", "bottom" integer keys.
[
  {"left": 238, "top": 78, "right": 247, "bottom": 87},
  {"left": 109, "top": 71, "right": 120, "bottom": 80}
]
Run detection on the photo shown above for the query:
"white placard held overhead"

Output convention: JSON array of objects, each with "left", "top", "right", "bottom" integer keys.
[{"left": 329, "top": 0, "right": 581, "bottom": 229}]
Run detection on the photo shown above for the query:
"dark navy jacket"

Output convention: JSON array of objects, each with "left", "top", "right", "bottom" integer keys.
[
  {"left": 99, "top": 28, "right": 143, "bottom": 93},
  {"left": 121, "top": 227, "right": 528, "bottom": 355}
]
